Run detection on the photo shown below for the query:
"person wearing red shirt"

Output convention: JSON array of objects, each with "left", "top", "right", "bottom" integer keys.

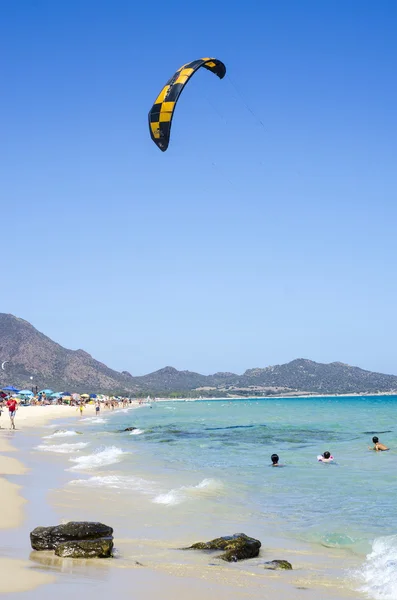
[{"left": 6, "top": 398, "right": 17, "bottom": 430}]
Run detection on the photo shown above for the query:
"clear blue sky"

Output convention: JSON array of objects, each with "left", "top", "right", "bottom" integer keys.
[{"left": 1, "top": 0, "right": 396, "bottom": 376}]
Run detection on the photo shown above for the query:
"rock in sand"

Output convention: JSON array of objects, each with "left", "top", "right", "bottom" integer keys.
[
  {"left": 54, "top": 537, "right": 114, "bottom": 558},
  {"left": 263, "top": 560, "right": 292, "bottom": 570},
  {"left": 30, "top": 521, "right": 113, "bottom": 555},
  {"left": 186, "top": 533, "right": 261, "bottom": 562}
]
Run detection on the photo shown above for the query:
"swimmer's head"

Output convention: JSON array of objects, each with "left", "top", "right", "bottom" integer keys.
[
  {"left": 323, "top": 451, "right": 331, "bottom": 459},
  {"left": 271, "top": 454, "right": 279, "bottom": 464},
  {"left": 372, "top": 436, "right": 379, "bottom": 444}
]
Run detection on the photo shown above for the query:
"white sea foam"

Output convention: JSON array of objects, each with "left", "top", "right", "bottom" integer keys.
[
  {"left": 130, "top": 429, "right": 144, "bottom": 435},
  {"left": 43, "top": 430, "right": 79, "bottom": 439},
  {"left": 357, "top": 535, "right": 397, "bottom": 599},
  {"left": 152, "top": 490, "right": 183, "bottom": 506},
  {"left": 68, "top": 475, "right": 154, "bottom": 494},
  {"left": 81, "top": 417, "right": 107, "bottom": 423},
  {"left": 69, "top": 446, "right": 126, "bottom": 471},
  {"left": 35, "top": 442, "right": 88, "bottom": 454},
  {"left": 152, "top": 478, "right": 224, "bottom": 506}
]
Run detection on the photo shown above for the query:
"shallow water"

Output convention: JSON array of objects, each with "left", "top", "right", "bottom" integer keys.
[{"left": 28, "top": 397, "right": 397, "bottom": 599}]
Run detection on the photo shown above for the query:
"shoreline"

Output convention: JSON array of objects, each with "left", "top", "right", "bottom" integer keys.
[
  {"left": 0, "top": 435, "right": 26, "bottom": 530},
  {"left": 0, "top": 403, "right": 135, "bottom": 594},
  {"left": 0, "top": 401, "right": 368, "bottom": 599}
]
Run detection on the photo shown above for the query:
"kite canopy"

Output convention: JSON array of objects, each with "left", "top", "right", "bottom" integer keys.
[{"left": 148, "top": 57, "right": 226, "bottom": 151}]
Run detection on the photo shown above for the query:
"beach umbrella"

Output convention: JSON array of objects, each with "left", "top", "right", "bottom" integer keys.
[
  {"left": 18, "top": 389, "right": 34, "bottom": 396},
  {"left": 90, "top": 394, "right": 97, "bottom": 399},
  {"left": 61, "top": 391, "right": 72, "bottom": 396},
  {"left": 81, "top": 393, "right": 90, "bottom": 399},
  {"left": 39, "top": 389, "right": 53, "bottom": 395},
  {"left": 49, "top": 392, "right": 62, "bottom": 398},
  {"left": 2, "top": 386, "right": 20, "bottom": 393}
]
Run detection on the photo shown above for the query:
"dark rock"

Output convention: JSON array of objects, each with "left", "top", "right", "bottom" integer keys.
[
  {"left": 54, "top": 537, "right": 113, "bottom": 558},
  {"left": 186, "top": 533, "right": 261, "bottom": 562},
  {"left": 263, "top": 560, "right": 292, "bottom": 570},
  {"left": 120, "top": 427, "right": 136, "bottom": 432},
  {"left": 30, "top": 522, "right": 113, "bottom": 551}
]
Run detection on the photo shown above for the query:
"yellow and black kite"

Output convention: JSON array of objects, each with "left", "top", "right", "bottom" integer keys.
[{"left": 148, "top": 57, "right": 226, "bottom": 151}]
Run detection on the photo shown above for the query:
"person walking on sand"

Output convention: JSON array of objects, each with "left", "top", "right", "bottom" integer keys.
[
  {"left": 369, "top": 436, "right": 389, "bottom": 451},
  {"left": 6, "top": 397, "right": 18, "bottom": 430},
  {"left": 76, "top": 402, "right": 84, "bottom": 417}
]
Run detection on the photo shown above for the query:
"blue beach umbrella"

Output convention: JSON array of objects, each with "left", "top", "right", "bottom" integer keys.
[
  {"left": 90, "top": 394, "right": 97, "bottom": 399},
  {"left": 2, "top": 386, "right": 19, "bottom": 393},
  {"left": 18, "top": 389, "right": 34, "bottom": 396},
  {"left": 39, "top": 389, "right": 53, "bottom": 395}
]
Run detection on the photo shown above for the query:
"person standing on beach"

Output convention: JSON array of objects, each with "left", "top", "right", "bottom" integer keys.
[
  {"left": 369, "top": 436, "right": 389, "bottom": 451},
  {"left": 95, "top": 400, "right": 100, "bottom": 416},
  {"left": 6, "top": 397, "right": 17, "bottom": 430}
]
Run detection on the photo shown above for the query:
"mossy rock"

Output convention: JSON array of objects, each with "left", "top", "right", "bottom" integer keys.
[
  {"left": 55, "top": 537, "right": 113, "bottom": 558},
  {"left": 263, "top": 560, "right": 292, "bottom": 570},
  {"left": 30, "top": 522, "right": 113, "bottom": 551},
  {"left": 187, "top": 533, "right": 261, "bottom": 562}
]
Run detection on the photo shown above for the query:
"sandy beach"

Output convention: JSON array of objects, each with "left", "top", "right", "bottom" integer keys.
[
  {"left": 0, "top": 400, "right": 375, "bottom": 599},
  {"left": 0, "top": 406, "right": 86, "bottom": 530},
  {"left": 0, "top": 404, "right": 100, "bottom": 593}
]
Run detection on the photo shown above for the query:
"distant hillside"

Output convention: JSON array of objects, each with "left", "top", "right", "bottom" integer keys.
[
  {"left": 232, "top": 359, "right": 397, "bottom": 395},
  {"left": 0, "top": 314, "right": 137, "bottom": 393},
  {"left": 1, "top": 313, "right": 397, "bottom": 396},
  {"left": 134, "top": 367, "right": 237, "bottom": 392}
]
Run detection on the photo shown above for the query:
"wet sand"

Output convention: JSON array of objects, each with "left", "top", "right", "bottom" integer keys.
[
  {"left": 0, "top": 405, "right": 99, "bottom": 593},
  {"left": 0, "top": 403, "right": 365, "bottom": 599}
]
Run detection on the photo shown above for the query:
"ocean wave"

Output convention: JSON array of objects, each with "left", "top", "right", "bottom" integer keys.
[
  {"left": 357, "top": 535, "right": 397, "bottom": 599},
  {"left": 152, "top": 478, "right": 224, "bottom": 506},
  {"left": 35, "top": 442, "right": 88, "bottom": 454},
  {"left": 43, "top": 430, "right": 80, "bottom": 439},
  {"left": 320, "top": 532, "right": 356, "bottom": 548},
  {"left": 130, "top": 429, "right": 145, "bottom": 435},
  {"left": 68, "top": 474, "right": 154, "bottom": 494},
  {"left": 68, "top": 446, "right": 126, "bottom": 471}
]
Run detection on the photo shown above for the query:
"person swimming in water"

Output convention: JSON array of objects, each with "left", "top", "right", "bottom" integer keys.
[
  {"left": 369, "top": 436, "right": 389, "bottom": 451},
  {"left": 317, "top": 451, "right": 334, "bottom": 463},
  {"left": 271, "top": 454, "right": 281, "bottom": 467}
]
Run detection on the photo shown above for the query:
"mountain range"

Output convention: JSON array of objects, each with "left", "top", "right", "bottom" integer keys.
[{"left": 1, "top": 313, "right": 397, "bottom": 397}]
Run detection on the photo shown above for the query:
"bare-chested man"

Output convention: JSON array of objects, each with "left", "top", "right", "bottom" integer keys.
[{"left": 370, "top": 436, "right": 389, "bottom": 451}]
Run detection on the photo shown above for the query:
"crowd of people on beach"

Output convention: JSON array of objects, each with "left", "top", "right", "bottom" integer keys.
[
  {"left": 0, "top": 391, "right": 152, "bottom": 430},
  {"left": 270, "top": 436, "right": 389, "bottom": 467}
]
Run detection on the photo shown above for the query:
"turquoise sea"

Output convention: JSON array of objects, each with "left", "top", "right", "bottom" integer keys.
[{"left": 29, "top": 396, "right": 397, "bottom": 599}]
